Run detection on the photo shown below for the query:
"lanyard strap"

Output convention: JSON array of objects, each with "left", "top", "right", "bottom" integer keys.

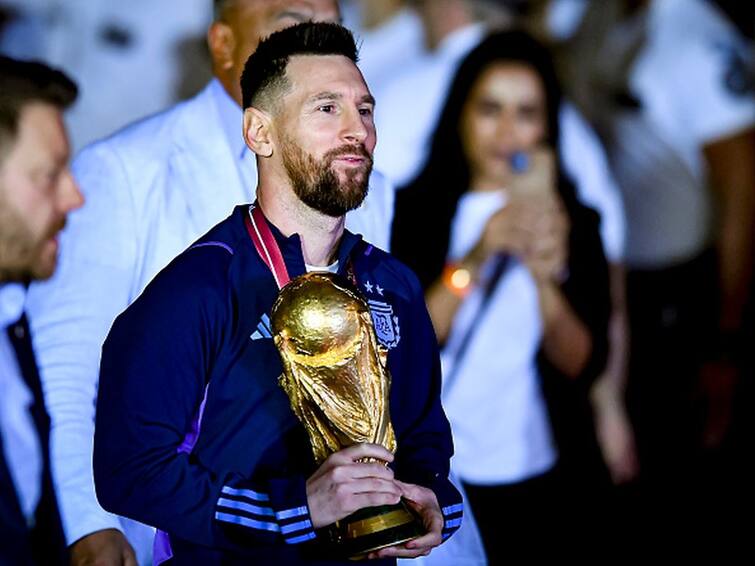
[
  {"left": 442, "top": 254, "right": 510, "bottom": 396},
  {"left": 244, "top": 204, "right": 359, "bottom": 289},
  {"left": 244, "top": 204, "right": 291, "bottom": 290}
]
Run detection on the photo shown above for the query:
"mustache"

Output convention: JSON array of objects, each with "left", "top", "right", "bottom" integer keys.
[
  {"left": 47, "top": 216, "right": 67, "bottom": 240},
  {"left": 325, "top": 144, "right": 373, "bottom": 164}
]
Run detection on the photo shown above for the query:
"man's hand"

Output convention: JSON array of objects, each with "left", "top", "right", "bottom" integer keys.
[
  {"left": 306, "top": 443, "right": 402, "bottom": 529},
  {"left": 70, "top": 528, "right": 136, "bottom": 566},
  {"left": 368, "top": 480, "right": 443, "bottom": 559}
]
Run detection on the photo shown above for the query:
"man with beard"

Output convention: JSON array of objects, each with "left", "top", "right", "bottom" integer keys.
[
  {"left": 92, "top": 23, "right": 462, "bottom": 566},
  {"left": 25, "top": 2, "right": 399, "bottom": 564},
  {"left": 0, "top": 56, "right": 84, "bottom": 565}
]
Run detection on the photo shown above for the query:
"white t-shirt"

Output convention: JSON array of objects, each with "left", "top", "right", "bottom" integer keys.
[
  {"left": 440, "top": 190, "right": 557, "bottom": 485},
  {"left": 305, "top": 261, "right": 339, "bottom": 274},
  {"left": 551, "top": 0, "right": 755, "bottom": 266}
]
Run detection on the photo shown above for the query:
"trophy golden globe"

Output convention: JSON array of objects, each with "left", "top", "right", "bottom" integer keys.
[{"left": 270, "top": 272, "right": 423, "bottom": 558}]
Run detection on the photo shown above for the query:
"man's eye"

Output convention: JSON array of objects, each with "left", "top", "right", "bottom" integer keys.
[
  {"left": 318, "top": 104, "right": 335, "bottom": 113},
  {"left": 359, "top": 107, "right": 373, "bottom": 116}
]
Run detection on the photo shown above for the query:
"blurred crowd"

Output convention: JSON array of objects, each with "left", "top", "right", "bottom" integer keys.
[{"left": 1, "top": 0, "right": 753, "bottom": 564}]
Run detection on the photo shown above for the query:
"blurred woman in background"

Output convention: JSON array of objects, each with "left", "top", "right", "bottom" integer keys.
[{"left": 391, "top": 29, "right": 611, "bottom": 559}]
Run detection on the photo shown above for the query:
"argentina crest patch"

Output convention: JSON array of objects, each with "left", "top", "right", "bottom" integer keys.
[{"left": 368, "top": 299, "right": 401, "bottom": 349}]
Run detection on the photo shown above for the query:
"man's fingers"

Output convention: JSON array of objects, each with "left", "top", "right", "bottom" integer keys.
[
  {"left": 346, "top": 477, "right": 401, "bottom": 496},
  {"left": 344, "top": 462, "right": 395, "bottom": 481},
  {"left": 405, "top": 530, "right": 442, "bottom": 550},
  {"left": 371, "top": 540, "right": 436, "bottom": 558},
  {"left": 344, "top": 491, "right": 402, "bottom": 512},
  {"left": 329, "top": 442, "right": 394, "bottom": 464}
]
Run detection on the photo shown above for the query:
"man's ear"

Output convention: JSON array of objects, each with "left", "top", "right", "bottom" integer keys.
[
  {"left": 207, "top": 21, "right": 235, "bottom": 71},
  {"left": 243, "top": 107, "right": 274, "bottom": 158}
]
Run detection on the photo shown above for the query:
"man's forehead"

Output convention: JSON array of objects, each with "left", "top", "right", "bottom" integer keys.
[
  {"left": 16, "top": 103, "right": 70, "bottom": 162},
  {"left": 286, "top": 55, "right": 371, "bottom": 99},
  {"left": 239, "top": 0, "right": 340, "bottom": 23}
]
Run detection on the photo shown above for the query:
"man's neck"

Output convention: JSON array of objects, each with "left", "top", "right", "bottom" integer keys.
[{"left": 256, "top": 178, "right": 345, "bottom": 267}]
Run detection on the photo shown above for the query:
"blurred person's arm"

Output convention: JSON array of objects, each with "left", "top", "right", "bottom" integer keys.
[
  {"left": 590, "top": 262, "right": 639, "bottom": 483},
  {"left": 555, "top": 102, "right": 638, "bottom": 478},
  {"left": 705, "top": 127, "right": 755, "bottom": 339},
  {"left": 699, "top": 126, "right": 755, "bottom": 448},
  {"left": 527, "top": 200, "right": 592, "bottom": 379},
  {"left": 25, "top": 142, "right": 139, "bottom": 564}
]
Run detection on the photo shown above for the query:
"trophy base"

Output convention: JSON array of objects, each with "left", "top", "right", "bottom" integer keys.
[{"left": 331, "top": 500, "right": 424, "bottom": 560}]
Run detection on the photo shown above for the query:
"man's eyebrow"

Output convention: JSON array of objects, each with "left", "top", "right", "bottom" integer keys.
[
  {"left": 306, "top": 92, "right": 376, "bottom": 106},
  {"left": 360, "top": 94, "right": 376, "bottom": 106},
  {"left": 307, "top": 91, "right": 342, "bottom": 103}
]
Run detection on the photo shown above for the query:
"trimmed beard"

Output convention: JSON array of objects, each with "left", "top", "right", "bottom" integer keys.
[
  {"left": 281, "top": 135, "right": 372, "bottom": 218},
  {"left": 0, "top": 186, "right": 60, "bottom": 282}
]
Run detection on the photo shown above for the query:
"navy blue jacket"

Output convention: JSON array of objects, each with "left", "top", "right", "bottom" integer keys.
[{"left": 93, "top": 205, "right": 462, "bottom": 565}]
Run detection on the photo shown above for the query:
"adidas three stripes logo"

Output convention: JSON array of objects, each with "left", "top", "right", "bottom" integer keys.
[{"left": 250, "top": 314, "right": 273, "bottom": 340}]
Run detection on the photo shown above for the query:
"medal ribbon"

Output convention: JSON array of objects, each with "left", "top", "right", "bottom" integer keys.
[
  {"left": 244, "top": 203, "right": 359, "bottom": 289},
  {"left": 244, "top": 204, "right": 291, "bottom": 290}
]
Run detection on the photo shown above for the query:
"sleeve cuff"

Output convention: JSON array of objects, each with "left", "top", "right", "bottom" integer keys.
[
  {"left": 429, "top": 476, "right": 464, "bottom": 542},
  {"left": 440, "top": 501, "right": 463, "bottom": 541},
  {"left": 215, "top": 478, "right": 317, "bottom": 545}
]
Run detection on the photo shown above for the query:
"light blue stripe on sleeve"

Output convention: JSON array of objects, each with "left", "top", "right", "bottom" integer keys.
[
  {"left": 444, "top": 517, "right": 462, "bottom": 529},
  {"left": 442, "top": 532, "right": 452, "bottom": 540},
  {"left": 281, "top": 519, "right": 312, "bottom": 534},
  {"left": 215, "top": 512, "right": 280, "bottom": 532},
  {"left": 217, "top": 498, "right": 275, "bottom": 516},
  {"left": 276, "top": 506, "right": 308, "bottom": 520},
  {"left": 442, "top": 503, "right": 463, "bottom": 515},
  {"left": 285, "top": 531, "right": 317, "bottom": 545},
  {"left": 221, "top": 485, "right": 270, "bottom": 502}
]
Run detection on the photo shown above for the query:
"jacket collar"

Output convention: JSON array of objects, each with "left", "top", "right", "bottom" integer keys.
[{"left": 235, "top": 204, "right": 362, "bottom": 282}]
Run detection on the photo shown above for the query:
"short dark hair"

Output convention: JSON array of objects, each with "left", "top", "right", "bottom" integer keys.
[
  {"left": 240, "top": 22, "right": 358, "bottom": 111},
  {"left": 212, "top": 0, "right": 232, "bottom": 21},
  {"left": 0, "top": 56, "right": 77, "bottom": 155}
]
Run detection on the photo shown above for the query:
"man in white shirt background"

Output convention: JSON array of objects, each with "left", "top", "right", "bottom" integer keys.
[{"left": 554, "top": 0, "right": 755, "bottom": 539}]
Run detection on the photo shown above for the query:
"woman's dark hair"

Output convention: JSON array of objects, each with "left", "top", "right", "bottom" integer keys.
[{"left": 391, "top": 29, "right": 577, "bottom": 289}]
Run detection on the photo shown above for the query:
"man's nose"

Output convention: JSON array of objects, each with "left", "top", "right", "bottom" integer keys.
[
  {"left": 57, "top": 168, "right": 85, "bottom": 214},
  {"left": 341, "top": 106, "right": 369, "bottom": 144}
]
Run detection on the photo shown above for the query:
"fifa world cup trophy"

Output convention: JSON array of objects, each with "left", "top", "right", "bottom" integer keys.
[{"left": 270, "top": 272, "right": 423, "bottom": 558}]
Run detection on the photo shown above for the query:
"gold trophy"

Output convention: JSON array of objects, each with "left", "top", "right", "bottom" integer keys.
[{"left": 270, "top": 272, "right": 423, "bottom": 558}]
